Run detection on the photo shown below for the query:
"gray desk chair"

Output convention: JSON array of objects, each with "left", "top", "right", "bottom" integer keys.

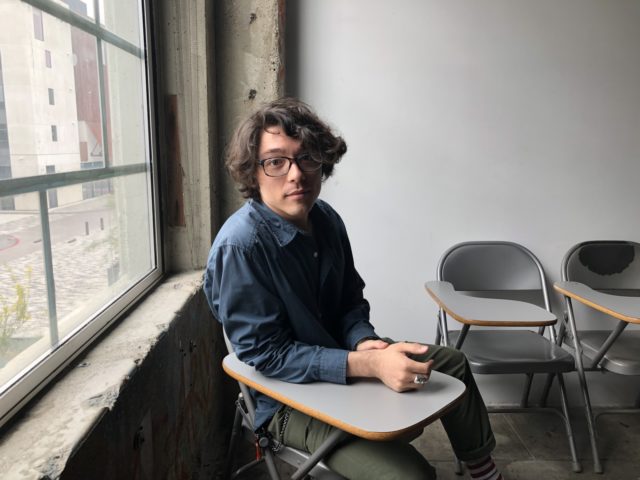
[
  {"left": 426, "top": 241, "right": 580, "bottom": 472},
  {"left": 554, "top": 240, "right": 640, "bottom": 474},
  {"left": 222, "top": 333, "right": 345, "bottom": 480}
]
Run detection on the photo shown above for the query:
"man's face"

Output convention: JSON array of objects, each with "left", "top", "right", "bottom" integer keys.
[{"left": 256, "top": 126, "right": 322, "bottom": 230}]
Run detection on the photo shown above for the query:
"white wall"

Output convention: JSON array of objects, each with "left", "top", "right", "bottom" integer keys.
[{"left": 287, "top": 0, "right": 640, "bottom": 405}]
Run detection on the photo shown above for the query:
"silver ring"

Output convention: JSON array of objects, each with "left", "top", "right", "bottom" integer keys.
[{"left": 413, "top": 374, "right": 429, "bottom": 385}]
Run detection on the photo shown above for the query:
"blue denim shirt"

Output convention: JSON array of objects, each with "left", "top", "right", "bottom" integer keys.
[{"left": 203, "top": 199, "right": 378, "bottom": 428}]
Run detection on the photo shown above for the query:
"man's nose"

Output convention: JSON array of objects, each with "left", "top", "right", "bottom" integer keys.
[{"left": 287, "top": 160, "right": 305, "bottom": 180}]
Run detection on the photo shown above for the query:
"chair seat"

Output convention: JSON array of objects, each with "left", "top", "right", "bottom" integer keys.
[
  {"left": 450, "top": 330, "right": 575, "bottom": 374},
  {"left": 579, "top": 330, "right": 640, "bottom": 375}
]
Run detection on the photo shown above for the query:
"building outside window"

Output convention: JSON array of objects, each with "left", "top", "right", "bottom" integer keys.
[{"left": 0, "top": 0, "right": 160, "bottom": 427}]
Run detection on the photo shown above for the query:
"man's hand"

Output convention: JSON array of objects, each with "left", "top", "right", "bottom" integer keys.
[
  {"left": 356, "top": 338, "right": 389, "bottom": 351},
  {"left": 347, "top": 342, "right": 434, "bottom": 392}
]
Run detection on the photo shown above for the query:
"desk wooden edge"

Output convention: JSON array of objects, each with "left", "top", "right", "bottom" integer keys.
[
  {"left": 222, "top": 359, "right": 466, "bottom": 441},
  {"left": 425, "top": 282, "right": 556, "bottom": 327},
  {"left": 554, "top": 283, "right": 640, "bottom": 325}
]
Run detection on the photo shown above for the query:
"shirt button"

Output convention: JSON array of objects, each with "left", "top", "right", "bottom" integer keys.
[{"left": 313, "top": 251, "right": 318, "bottom": 258}]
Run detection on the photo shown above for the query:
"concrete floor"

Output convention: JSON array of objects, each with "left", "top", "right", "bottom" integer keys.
[{"left": 227, "top": 411, "right": 640, "bottom": 479}]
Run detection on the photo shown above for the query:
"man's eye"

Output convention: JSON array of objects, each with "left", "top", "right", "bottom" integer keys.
[
  {"left": 267, "top": 158, "right": 286, "bottom": 167},
  {"left": 298, "top": 154, "right": 320, "bottom": 167}
]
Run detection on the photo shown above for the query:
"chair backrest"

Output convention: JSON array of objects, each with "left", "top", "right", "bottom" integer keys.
[
  {"left": 437, "top": 241, "right": 551, "bottom": 310},
  {"left": 561, "top": 241, "right": 640, "bottom": 293}
]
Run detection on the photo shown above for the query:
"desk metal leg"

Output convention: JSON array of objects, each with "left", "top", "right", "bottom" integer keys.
[
  {"left": 291, "top": 429, "right": 348, "bottom": 480},
  {"left": 263, "top": 450, "right": 281, "bottom": 480},
  {"left": 566, "top": 298, "right": 603, "bottom": 474}
]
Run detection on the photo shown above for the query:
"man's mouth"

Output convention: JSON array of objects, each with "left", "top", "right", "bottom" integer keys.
[{"left": 286, "top": 189, "right": 307, "bottom": 198}]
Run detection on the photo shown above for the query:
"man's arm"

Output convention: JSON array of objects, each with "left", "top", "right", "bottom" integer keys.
[{"left": 205, "top": 243, "right": 349, "bottom": 385}]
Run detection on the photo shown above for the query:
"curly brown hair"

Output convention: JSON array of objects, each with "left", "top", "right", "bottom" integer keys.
[{"left": 225, "top": 97, "right": 347, "bottom": 199}]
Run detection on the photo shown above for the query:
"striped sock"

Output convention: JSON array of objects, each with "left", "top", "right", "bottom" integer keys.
[{"left": 466, "top": 455, "right": 503, "bottom": 480}]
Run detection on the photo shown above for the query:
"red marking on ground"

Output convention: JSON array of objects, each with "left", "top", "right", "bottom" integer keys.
[{"left": 0, "top": 234, "right": 20, "bottom": 251}]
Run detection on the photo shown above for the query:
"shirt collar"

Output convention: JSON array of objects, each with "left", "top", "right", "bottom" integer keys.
[{"left": 250, "top": 199, "right": 313, "bottom": 247}]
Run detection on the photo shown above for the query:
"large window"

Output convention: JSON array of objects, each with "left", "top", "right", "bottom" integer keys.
[{"left": 0, "top": 0, "right": 160, "bottom": 427}]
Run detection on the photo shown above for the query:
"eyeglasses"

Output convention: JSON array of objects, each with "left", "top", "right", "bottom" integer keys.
[{"left": 258, "top": 153, "right": 323, "bottom": 177}]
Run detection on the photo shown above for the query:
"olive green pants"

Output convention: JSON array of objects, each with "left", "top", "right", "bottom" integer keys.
[{"left": 267, "top": 344, "right": 495, "bottom": 480}]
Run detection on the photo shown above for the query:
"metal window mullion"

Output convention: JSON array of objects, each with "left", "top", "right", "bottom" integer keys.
[
  {"left": 141, "top": 0, "right": 163, "bottom": 280},
  {"left": 20, "top": 0, "right": 143, "bottom": 59},
  {"left": 93, "top": 0, "right": 110, "bottom": 167},
  {"left": 0, "top": 163, "right": 147, "bottom": 197},
  {"left": 95, "top": 37, "right": 110, "bottom": 168},
  {"left": 38, "top": 190, "right": 59, "bottom": 346}
]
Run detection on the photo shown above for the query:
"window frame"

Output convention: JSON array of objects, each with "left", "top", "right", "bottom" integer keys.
[{"left": 0, "top": 0, "right": 163, "bottom": 428}]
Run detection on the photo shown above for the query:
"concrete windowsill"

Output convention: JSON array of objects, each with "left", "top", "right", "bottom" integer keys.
[{"left": 0, "top": 270, "right": 205, "bottom": 479}]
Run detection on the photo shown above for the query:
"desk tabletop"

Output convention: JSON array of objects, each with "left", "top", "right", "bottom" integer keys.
[
  {"left": 425, "top": 281, "right": 556, "bottom": 326},
  {"left": 554, "top": 281, "right": 640, "bottom": 325},
  {"left": 223, "top": 353, "right": 466, "bottom": 441}
]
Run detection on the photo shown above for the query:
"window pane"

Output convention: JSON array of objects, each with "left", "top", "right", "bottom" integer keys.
[
  {"left": 104, "top": 43, "right": 148, "bottom": 167},
  {"left": 101, "top": 0, "right": 143, "bottom": 49},
  {"left": 1, "top": 7, "right": 90, "bottom": 179},
  {"left": 65, "top": 0, "right": 142, "bottom": 49},
  {"left": 0, "top": 0, "right": 157, "bottom": 425},
  {"left": 47, "top": 174, "right": 154, "bottom": 341},
  {"left": 71, "top": 27, "right": 105, "bottom": 169},
  {"left": 33, "top": 8, "right": 44, "bottom": 41},
  {"left": 0, "top": 193, "right": 48, "bottom": 385}
]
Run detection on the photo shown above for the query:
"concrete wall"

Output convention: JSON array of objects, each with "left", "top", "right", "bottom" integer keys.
[
  {"left": 155, "top": 0, "right": 217, "bottom": 272},
  {"left": 58, "top": 282, "right": 234, "bottom": 480},
  {"left": 214, "top": 0, "right": 286, "bottom": 221},
  {"left": 286, "top": 0, "right": 640, "bottom": 406}
]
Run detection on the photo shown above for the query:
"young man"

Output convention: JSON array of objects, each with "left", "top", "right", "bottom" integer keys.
[{"left": 204, "top": 98, "right": 502, "bottom": 480}]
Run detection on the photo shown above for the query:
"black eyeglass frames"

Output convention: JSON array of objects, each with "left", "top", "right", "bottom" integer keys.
[{"left": 258, "top": 154, "right": 323, "bottom": 177}]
